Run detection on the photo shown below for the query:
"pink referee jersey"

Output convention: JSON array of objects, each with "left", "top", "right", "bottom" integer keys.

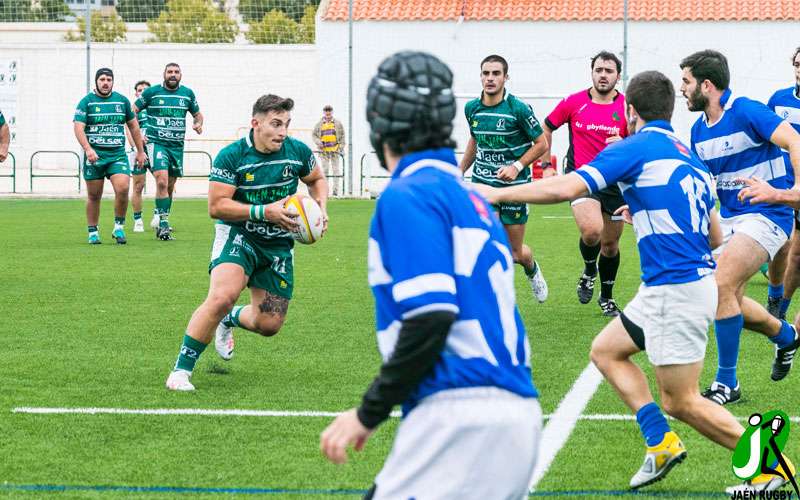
[{"left": 545, "top": 89, "right": 628, "bottom": 172}]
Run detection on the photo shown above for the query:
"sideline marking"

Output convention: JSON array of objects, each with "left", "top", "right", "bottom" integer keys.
[{"left": 529, "top": 362, "right": 604, "bottom": 491}]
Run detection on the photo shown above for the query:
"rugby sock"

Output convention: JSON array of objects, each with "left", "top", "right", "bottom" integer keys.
[
  {"left": 598, "top": 253, "right": 620, "bottom": 299},
  {"left": 636, "top": 402, "right": 670, "bottom": 447},
  {"left": 579, "top": 239, "right": 600, "bottom": 276},
  {"left": 87, "top": 225, "right": 98, "bottom": 235},
  {"left": 156, "top": 197, "right": 170, "bottom": 229},
  {"left": 769, "top": 283, "right": 785, "bottom": 300},
  {"left": 222, "top": 306, "right": 244, "bottom": 328},
  {"left": 770, "top": 320, "right": 797, "bottom": 349},
  {"left": 133, "top": 211, "right": 142, "bottom": 221},
  {"left": 780, "top": 297, "right": 792, "bottom": 318},
  {"left": 524, "top": 260, "right": 539, "bottom": 278},
  {"left": 113, "top": 216, "right": 125, "bottom": 230},
  {"left": 715, "top": 314, "right": 744, "bottom": 388},
  {"left": 174, "top": 334, "right": 207, "bottom": 373}
]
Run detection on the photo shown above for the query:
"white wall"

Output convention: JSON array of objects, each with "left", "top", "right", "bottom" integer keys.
[
  {"left": 317, "top": 19, "right": 800, "bottom": 195},
  {"left": 0, "top": 42, "right": 318, "bottom": 193}
]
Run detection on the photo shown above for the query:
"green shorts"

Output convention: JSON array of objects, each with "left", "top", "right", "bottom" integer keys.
[
  {"left": 130, "top": 149, "right": 151, "bottom": 176},
  {"left": 209, "top": 224, "right": 294, "bottom": 299},
  {"left": 494, "top": 202, "right": 529, "bottom": 225},
  {"left": 147, "top": 142, "right": 184, "bottom": 177},
  {"left": 83, "top": 150, "right": 130, "bottom": 181}
]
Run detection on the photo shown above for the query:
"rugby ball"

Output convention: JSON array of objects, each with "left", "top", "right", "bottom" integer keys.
[{"left": 284, "top": 194, "right": 325, "bottom": 244}]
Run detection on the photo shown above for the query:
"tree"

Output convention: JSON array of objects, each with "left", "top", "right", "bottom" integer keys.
[
  {"left": 0, "top": 0, "right": 71, "bottom": 21},
  {"left": 117, "top": 0, "right": 165, "bottom": 22},
  {"left": 65, "top": 10, "right": 128, "bottom": 43},
  {"left": 296, "top": 4, "right": 315, "bottom": 43},
  {"left": 245, "top": 9, "right": 297, "bottom": 44},
  {"left": 147, "top": 0, "right": 239, "bottom": 43},
  {"left": 239, "top": 0, "right": 317, "bottom": 23}
]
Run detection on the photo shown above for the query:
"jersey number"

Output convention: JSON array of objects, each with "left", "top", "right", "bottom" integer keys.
[{"left": 680, "top": 174, "right": 710, "bottom": 235}]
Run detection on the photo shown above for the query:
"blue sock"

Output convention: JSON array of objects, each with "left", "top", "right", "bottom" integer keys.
[
  {"left": 636, "top": 402, "right": 670, "bottom": 447},
  {"left": 222, "top": 305, "right": 244, "bottom": 328},
  {"left": 770, "top": 320, "right": 797, "bottom": 349},
  {"left": 715, "top": 314, "right": 744, "bottom": 388},
  {"left": 780, "top": 297, "right": 792, "bottom": 318},
  {"left": 769, "top": 283, "right": 785, "bottom": 299}
]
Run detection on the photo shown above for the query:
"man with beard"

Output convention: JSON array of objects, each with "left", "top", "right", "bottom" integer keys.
[
  {"left": 459, "top": 54, "right": 550, "bottom": 303},
  {"left": 134, "top": 63, "right": 203, "bottom": 240},
  {"left": 165, "top": 94, "right": 328, "bottom": 391},
  {"left": 538, "top": 51, "right": 629, "bottom": 316},
  {"left": 763, "top": 47, "right": 800, "bottom": 320},
  {"left": 74, "top": 68, "right": 145, "bottom": 245},
  {"left": 681, "top": 50, "right": 800, "bottom": 405}
]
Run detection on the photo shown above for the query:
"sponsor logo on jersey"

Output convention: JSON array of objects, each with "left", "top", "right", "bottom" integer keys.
[
  {"left": 116, "top": 105, "right": 122, "bottom": 113},
  {"left": 245, "top": 173, "right": 255, "bottom": 182},
  {"left": 496, "top": 118, "right": 506, "bottom": 131},
  {"left": 228, "top": 246, "right": 240, "bottom": 257},
  {"left": 471, "top": 120, "right": 478, "bottom": 128},
  {"left": 282, "top": 165, "right": 292, "bottom": 178},
  {"left": 159, "top": 99, "right": 165, "bottom": 104},
  {"left": 673, "top": 140, "right": 691, "bottom": 158},
  {"left": 233, "top": 234, "right": 243, "bottom": 246},
  {"left": 612, "top": 111, "right": 621, "bottom": 121},
  {"left": 94, "top": 107, "right": 100, "bottom": 112}
]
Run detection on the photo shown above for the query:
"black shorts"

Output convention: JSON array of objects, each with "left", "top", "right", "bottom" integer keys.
[
  {"left": 794, "top": 210, "right": 799, "bottom": 231},
  {"left": 565, "top": 166, "right": 626, "bottom": 217},
  {"left": 621, "top": 312, "right": 645, "bottom": 351}
]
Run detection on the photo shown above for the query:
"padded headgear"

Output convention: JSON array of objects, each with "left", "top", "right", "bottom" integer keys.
[
  {"left": 366, "top": 51, "right": 456, "bottom": 168},
  {"left": 95, "top": 67, "right": 114, "bottom": 83}
]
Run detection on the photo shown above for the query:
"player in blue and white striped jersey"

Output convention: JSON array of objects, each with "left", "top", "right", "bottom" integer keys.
[
  {"left": 320, "top": 52, "right": 541, "bottom": 500},
  {"left": 477, "top": 70, "right": 794, "bottom": 494},
  {"left": 680, "top": 50, "right": 800, "bottom": 406},
  {"left": 764, "top": 47, "right": 800, "bottom": 321}
]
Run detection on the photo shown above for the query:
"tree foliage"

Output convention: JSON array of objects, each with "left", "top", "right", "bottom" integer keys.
[
  {"left": 65, "top": 10, "right": 127, "bottom": 43},
  {"left": 239, "top": 0, "right": 317, "bottom": 23},
  {"left": 117, "top": 0, "right": 165, "bottom": 22},
  {"left": 0, "top": 0, "right": 71, "bottom": 22},
  {"left": 147, "top": 0, "right": 239, "bottom": 43}
]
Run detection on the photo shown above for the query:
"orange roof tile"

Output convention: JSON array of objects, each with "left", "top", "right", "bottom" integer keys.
[{"left": 322, "top": 0, "right": 800, "bottom": 21}]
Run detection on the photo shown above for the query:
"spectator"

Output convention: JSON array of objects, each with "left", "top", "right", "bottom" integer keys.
[{"left": 312, "top": 105, "right": 345, "bottom": 196}]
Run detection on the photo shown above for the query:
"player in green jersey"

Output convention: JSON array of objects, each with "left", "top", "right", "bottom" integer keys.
[
  {"left": 460, "top": 54, "right": 550, "bottom": 303},
  {"left": 0, "top": 109, "right": 9, "bottom": 163},
  {"left": 127, "top": 80, "right": 151, "bottom": 233},
  {"left": 133, "top": 63, "right": 204, "bottom": 240},
  {"left": 166, "top": 94, "right": 329, "bottom": 391},
  {"left": 73, "top": 68, "right": 145, "bottom": 245}
]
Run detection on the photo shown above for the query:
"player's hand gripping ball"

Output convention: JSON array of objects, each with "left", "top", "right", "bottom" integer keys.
[{"left": 284, "top": 194, "right": 325, "bottom": 244}]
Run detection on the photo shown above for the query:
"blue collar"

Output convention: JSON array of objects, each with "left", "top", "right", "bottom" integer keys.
[
  {"left": 720, "top": 88, "right": 733, "bottom": 108},
  {"left": 640, "top": 120, "right": 674, "bottom": 133},
  {"left": 393, "top": 148, "right": 458, "bottom": 179}
]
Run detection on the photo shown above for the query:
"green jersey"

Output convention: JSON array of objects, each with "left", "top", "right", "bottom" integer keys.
[
  {"left": 137, "top": 108, "right": 149, "bottom": 134},
  {"left": 0, "top": 110, "right": 5, "bottom": 127},
  {"left": 464, "top": 92, "right": 543, "bottom": 187},
  {"left": 73, "top": 91, "right": 134, "bottom": 150},
  {"left": 209, "top": 132, "right": 316, "bottom": 246},
  {"left": 135, "top": 84, "right": 199, "bottom": 148}
]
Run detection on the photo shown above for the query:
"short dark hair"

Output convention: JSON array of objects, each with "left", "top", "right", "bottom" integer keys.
[
  {"left": 591, "top": 51, "right": 622, "bottom": 73},
  {"left": 134, "top": 80, "right": 150, "bottom": 89},
  {"left": 680, "top": 50, "right": 730, "bottom": 90},
  {"left": 626, "top": 71, "right": 675, "bottom": 122},
  {"left": 481, "top": 54, "right": 508, "bottom": 75},
  {"left": 165, "top": 62, "right": 180, "bottom": 71},
  {"left": 253, "top": 94, "right": 294, "bottom": 116},
  {"left": 793, "top": 47, "right": 800, "bottom": 63},
  {"left": 323, "top": 105, "right": 333, "bottom": 111}
]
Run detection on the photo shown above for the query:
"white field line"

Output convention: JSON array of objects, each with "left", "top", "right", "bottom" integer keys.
[
  {"left": 528, "top": 362, "right": 604, "bottom": 491},
  {"left": 541, "top": 216, "right": 574, "bottom": 219},
  {"left": 12, "top": 407, "right": 799, "bottom": 423}
]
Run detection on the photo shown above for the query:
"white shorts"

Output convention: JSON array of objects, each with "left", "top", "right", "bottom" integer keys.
[
  {"left": 623, "top": 275, "right": 717, "bottom": 366},
  {"left": 373, "top": 387, "right": 542, "bottom": 500},
  {"left": 714, "top": 213, "right": 788, "bottom": 260}
]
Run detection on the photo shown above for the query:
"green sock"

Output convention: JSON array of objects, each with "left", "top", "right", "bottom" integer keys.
[
  {"left": 174, "top": 334, "right": 207, "bottom": 372},
  {"left": 114, "top": 216, "right": 125, "bottom": 227},
  {"left": 156, "top": 197, "right": 170, "bottom": 229},
  {"left": 87, "top": 225, "right": 98, "bottom": 234},
  {"left": 222, "top": 306, "right": 244, "bottom": 328},
  {"left": 133, "top": 212, "right": 142, "bottom": 221}
]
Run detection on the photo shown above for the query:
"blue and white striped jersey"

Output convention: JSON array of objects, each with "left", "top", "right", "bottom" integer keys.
[
  {"left": 368, "top": 148, "right": 538, "bottom": 416},
  {"left": 576, "top": 121, "right": 716, "bottom": 286},
  {"left": 690, "top": 89, "right": 793, "bottom": 234},
  {"left": 768, "top": 86, "right": 800, "bottom": 180}
]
